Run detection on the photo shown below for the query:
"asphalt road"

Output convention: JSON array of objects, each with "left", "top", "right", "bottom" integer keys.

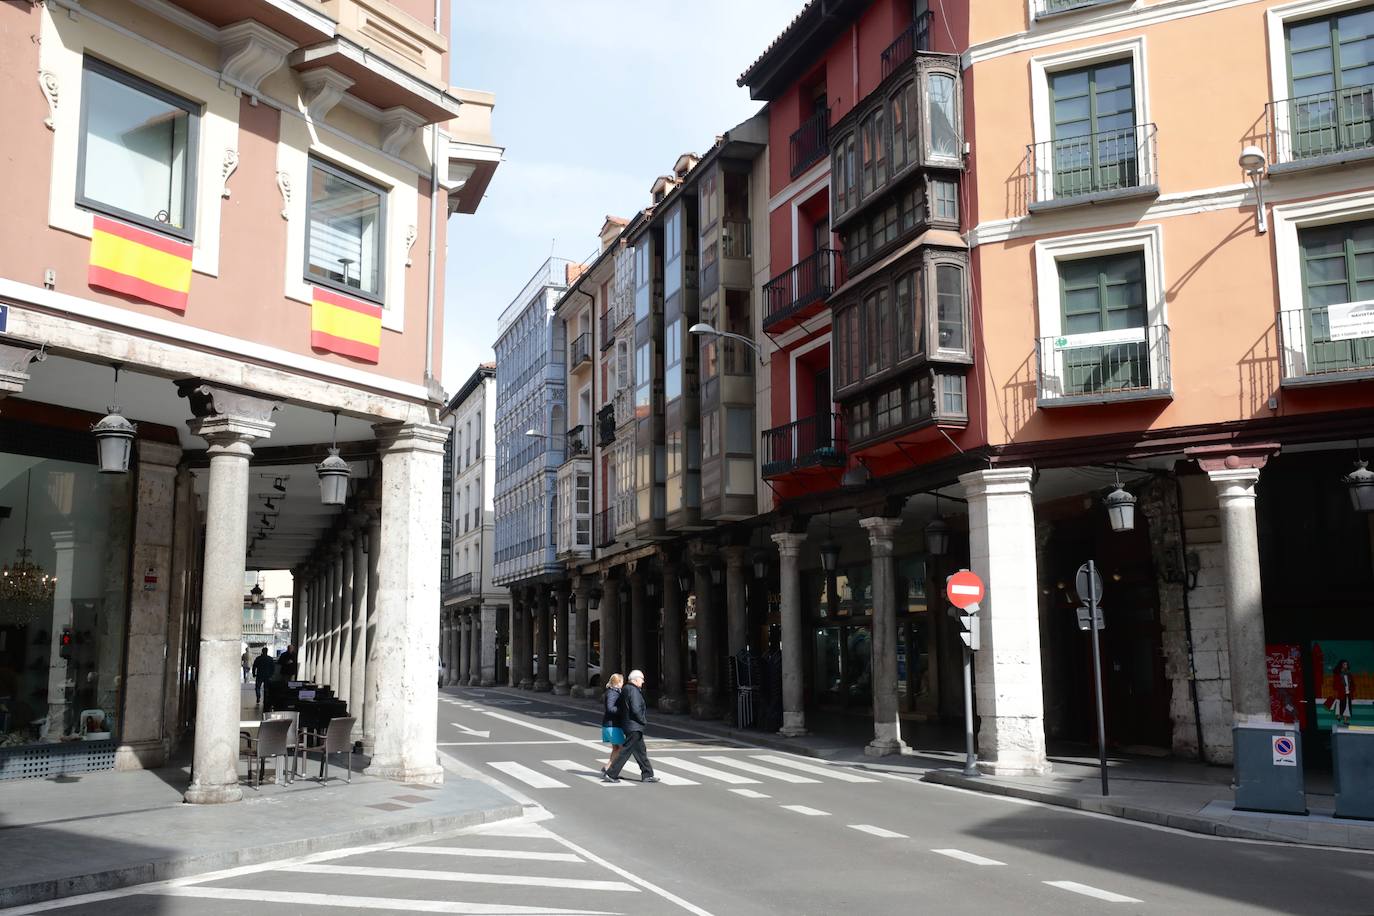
[{"left": 16, "top": 687, "right": 1372, "bottom": 915}]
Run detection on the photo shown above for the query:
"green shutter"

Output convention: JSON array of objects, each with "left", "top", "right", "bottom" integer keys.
[
  {"left": 1299, "top": 220, "right": 1374, "bottom": 372},
  {"left": 1050, "top": 61, "right": 1137, "bottom": 196},
  {"left": 1057, "top": 252, "right": 1149, "bottom": 394},
  {"left": 1286, "top": 8, "right": 1374, "bottom": 159}
]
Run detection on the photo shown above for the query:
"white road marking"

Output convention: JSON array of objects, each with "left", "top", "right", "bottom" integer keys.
[
  {"left": 751, "top": 754, "right": 879, "bottom": 783},
  {"left": 1043, "top": 881, "right": 1143, "bottom": 903},
  {"left": 478, "top": 710, "right": 605, "bottom": 748},
  {"left": 700, "top": 755, "right": 820, "bottom": 783},
  {"left": 438, "top": 740, "right": 578, "bottom": 746},
  {"left": 451, "top": 723, "right": 492, "bottom": 738},
  {"left": 653, "top": 756, "right": 761, "bottom": 784},
  {"left": 395, "top": 846, "right": 584, "bottom": 863},
  {"left": 932, "top": 848, "right": 1005, "bottom": 866},
  {"left": 488, "top": 761, "right": 569, "bottom": 789},
  {"left": 849, "top": 825, "right": 907, "bottom": 838},
  {"left": 544, "top": 827, "right": 718, "bottom": 916},
  {"left": 142, "top": 886, "right": 617, "bottom": 914},
  {"left": 780, "top": 805, "right": 829, "bottom": 816},
  {"left": 545, "top": 759, "right": 628, "bottom": 786},
  {"left": 283, "top": 863, "right": 637, "bottom": 892},
  {"left": 615, "top": 758, "right": 699, "bottom": 785},
  {"left": 729, "top": 788, "right": 771, "bottom": 799}
]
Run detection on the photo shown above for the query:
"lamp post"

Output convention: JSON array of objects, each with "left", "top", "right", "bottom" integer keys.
[
  {"left": 688, "top": 323, "right": 765, "bottom": 365},
  {"left": 1239, "top": 145, "right": 1268, "bottom": 234}
]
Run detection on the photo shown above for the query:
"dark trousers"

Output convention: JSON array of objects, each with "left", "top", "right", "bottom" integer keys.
[
  {"left": 606, "top": 730, "right": 652, "bottom": 779},
  {"left": 255, "top": 676, "right": 268, "bottom": 700}
]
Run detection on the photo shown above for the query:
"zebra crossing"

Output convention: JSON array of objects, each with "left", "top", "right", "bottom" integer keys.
[{"left": 484, "top": 752, "right": 879, "bottom": 791}]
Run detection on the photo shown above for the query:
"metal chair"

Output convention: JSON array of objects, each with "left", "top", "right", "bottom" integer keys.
[
  {"left": 241, "top": 717, "right": 292, "bottom": 787},
  {"left": 263, "top": 710, "right": 301, "bottom": 782},
  {"left": 303, "top": 716, "right": 356, "bottom": 783}
]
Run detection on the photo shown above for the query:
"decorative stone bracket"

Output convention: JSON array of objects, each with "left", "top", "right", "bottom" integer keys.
[
  {"left": 0, "top": 339, "right": 44, "bottom": 400},
  {"left": 175, "top": 377, "right": 280, "bottom": 425},
  {"left": 218, "top": 20, "right": 297, "bottom": 96},
  {"left": 1184, "top": 443, "right": 1280, "bottom": 473},
  {"left": 300, "top": 67, "right": 355, "bottom": 121}
]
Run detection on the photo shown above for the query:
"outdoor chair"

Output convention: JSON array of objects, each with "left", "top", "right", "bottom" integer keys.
[
  {"left": 263, "top": 710, "right": 302, "bottom": 782},
  {"left": 302, "top": 716, "right": 356, "bottom": 783},
  {"left": 241, "top": 717, "right": 291, "bottom": 787}
]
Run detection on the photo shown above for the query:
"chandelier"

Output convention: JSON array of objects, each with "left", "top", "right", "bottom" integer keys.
[{"left": 0, "top": 469, "right": 55, "bottom": 627}]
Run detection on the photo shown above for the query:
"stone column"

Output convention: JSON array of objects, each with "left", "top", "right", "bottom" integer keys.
[
  {"left": 117, "top": 440, "right": 182, "bottom": 769},
  {"left": 772, "top": 532, "right": 807, "bottom": 737},
  {"left": 459, "top": 609, "right": 472, "bottom": 686},
  {"left": 310, "top": 567, "right": 324, "bottom": 680},
  {"left": 600, "top": 572, "right": 622, "bottom": 684},
  {"left": 552, "top": 582, "right": 571, "bottom": 695},
  {"left": 300, "top": 568, "right": 314, "bottom": 678},
  {"left": 361, "top": 501, "right": 382, "bottom": 750},
  {"left": 442, "top": 609, "right": 456, "bottom": 686},
  {"left": 960, "top": 466, "right": 1049, "bottom": 776},
  {"left": 332, "top": 542, "right": 348, "bottom": 691},
  {"left": 337, "top": 530, "right": 355, "bottom": 702},
  {"left": 691, "top": 553, "right": 722, "bottom": 720},
  {"left": 365, "top": 422, "right": 448, "bottom": 784},
  {"left": 480, "top": 604, "right": 499, "bottom": 686},
  {"left": 1202, "top": 461, "right": 1272, "bottom": 723},
  {"left": 572, "top": 577, "right": 591, "bottom": 697},
  {"left": 162, "top": 467, "right": 197, "bottom": 751},
  {"left": 659, "top": 561, "right": 687, "bottom": 714},
  {"left": 509, "top": 588, "right": 526, "bottom": 687},
  {"left": 290, "top": 567, "right": 304, "bottom": 649},
  {"left": 349, "top": 515, "right": 368, "bottom": 730},
  {"left": 860, "top": 516, "right": 907, "bottom": 757},
  {"left": 629, "top": 569, "right": 648, "bottom": 676},
  {"left": 469, "top": 608, "right": 482, "bottom": 686},
  {"left": 534, "top": 586, "right": 553, "bottom": 692},
  {"left": 178, "top": 380, "right": 276, "bottom": 804}
]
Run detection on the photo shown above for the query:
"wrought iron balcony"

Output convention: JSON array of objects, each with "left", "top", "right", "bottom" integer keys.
[
  {"left": 880, "top": 11, "right": 934, "bottom": 81},
  {"left": 443, "top": 573, "right": 474, "bottom": 600},
  {"left": 613, "top": 388, "right": 634, "bottom": 428},
  {"left": 597, "top": 403, "right": 616, "bottom": 446},
  {"left": 761, "top": 412, "right": 846, "bottom": 478},
  {"left": 599, "top": 310, "right": 614, "bottom": 350},
  {"left": 570, "top": 331, "right": 592, "bottom": 368},
  {"left": 595, "top": 506, "right": 617, "bottom": 549},
  {"left": 722, "top": 219, "right": 752, "bottom": 259},
  {"left": 763, "top": 248, "right": 844, "bottom": 332},
  {"left": 1035, "top": 324, "right": 1172, "bottom": 406},
  {"left": 1279, "top": 306, "right": 1374, "bottom": 383},
  {"left": 566, "top": 424, "right": 589, "bottom": 458},
  {"left": 1265, "top": 85, "right": 1374, "bottom": 171},
  {"left": 1026, "top": 123, "right": 1158, "bottom": 211},
  {"left": 789, "top": 107, "right": 830, "bottom": 178}
]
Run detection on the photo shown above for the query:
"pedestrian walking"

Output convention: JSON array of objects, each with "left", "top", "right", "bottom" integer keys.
[
  {"left": 251, "top": 647, "right": 275, "bottom": 703},
  {"left": 1328, "top": 659, "right": 1356, "bottom": 726},
  {"left": 277, "top": 644, "right": 299, "bottom": 682},
  {"left": 241, "top": 650, "right": 250, "bottom": 683},
  {"left": 600, "top": 673, "right": 625, "bottom": 775},
  {"left": 603, "top": 669, "right": 657, "bottom": 783}
]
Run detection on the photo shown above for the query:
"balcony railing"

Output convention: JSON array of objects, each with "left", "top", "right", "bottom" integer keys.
[
  {"left": 1279, "top": 305, "right": 1374, "bottom": 382},
  {"left": 789, "top": 107, "right": 831, "bottom": 178},
  {"left": 570, "top": 331, "right": 592, "bottom": 368},
  {"left": 599, "top": 310, "right": 615, "bottom": 350},
  {"left": 597, "top": 403, "right": 616, "bottom": 446},
  {"left": 444, "top": 573, "right": 473, "bottom": 600},
  {"left": 1026, "top": 123, "right": 1158, "bottom": 211},
  {"left": 566, "top": 424, "right": 589, "bottom": 458},
  {"left": 595, "top": 506, "right": 617, "bottom": 548},
  {"left": 1033, "top": 0, "right": 1117, "bottom": 17},
  {"left": 764, "top": 248, "right": 844, "bottom": 331},
  {"left": 722, "top": 219, "right": 752, "bottom": 259},
  {"left": 880, "top": 11, "right": 934, "bottom": 81},
  {"left": 1266, "top": 85, "right": 1374, "bottom": 169},
  {"left": 613, "top": 387, "right": 634, "bottom": 427},
  {"left": 1035, "top": 324, "right": 1172, "bottom": 406},
  {"left": 761, "top": 412, "right": 847, "bottom": 478}
]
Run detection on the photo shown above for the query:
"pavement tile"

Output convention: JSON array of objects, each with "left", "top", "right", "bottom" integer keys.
[
  {"left": 392, "top": 794, "right": 435, "bottom": 804},
  {"left": 367, "top": 802, "right": 409, "bottom": 811}
]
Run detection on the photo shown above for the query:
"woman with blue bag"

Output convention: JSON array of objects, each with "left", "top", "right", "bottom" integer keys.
[{"left": 601, "top": 673, "right": 625, "bottom": 776}]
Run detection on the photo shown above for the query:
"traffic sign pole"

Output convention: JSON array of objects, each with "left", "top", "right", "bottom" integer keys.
[
  {"left": 946, "top": 570, "right": 985, "bottom": 779},
  {"left": 1087, "top": 560, "right": 1109, "bottom": 797},
  {"left": 961, "top": 619, "right": 977, "bottom": 777}
]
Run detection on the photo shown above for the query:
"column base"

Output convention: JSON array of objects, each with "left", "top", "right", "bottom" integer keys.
[
  {"left": 364, "top": 761, "right": 445, "bottom": 784},
  {"left": 480, "top": 678, "right": 496, "bottom": 688},
  {"left": 533, "top": 679, "right": 552, "bottom": 693},
  {"left": 864, "top": 736, "right": 909, "bottom": 757},
  {"left": 657, "top": 695, "right": 687, "bottom": 714},
  {"left": 569, "top": 686, "right": 589, "bottom": 699},
  {"left": 114, "top": 739, "right": 168, "bottom": 771},
  {"left": 691, "top": 702, "right": 722, "bottom": 720},
  {"left": 553, "top": 684, "right": 570, "bottom": 696},
  {"left": 518, "top": 677, "right": 534, "bottom": 689},
  {"left": 779, "top": 711, "right": 808, "bottom": 737},
  {"left": 184, "top": 781, "right": 243, "bottom": 805},
  {"left": 467, "top": 676, "right": 481, "bottom": 687},
  {"left": 977, "top": 759, "right": 1052, "bottom": 777}
]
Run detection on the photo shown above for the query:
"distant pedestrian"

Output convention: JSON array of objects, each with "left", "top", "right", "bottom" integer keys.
[
  {"left": 277, "top": 644, "right": 299, "bottom": 683},
  {"left": 251, "top": 647, "right": 275, "bottom": 703},
  {"left": 241, "top": 650, "right": 250, "bottom": 683},
  {"left": 1330, "top": 659, "right": 1356, "bottom": 726},
  {"left": 600, "top": 673, "right": 625, "bottom": 775},
  {"left": 603, "top": 669, "right": 656, "bottom": 783}
]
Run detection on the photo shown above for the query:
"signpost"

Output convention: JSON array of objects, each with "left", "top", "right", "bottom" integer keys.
[
  {"left": 946, "top": 569, "right": 984, "bottom": 778},
  {"left": 1076, "top": 560, "right": 1109, "bottom": 796}
]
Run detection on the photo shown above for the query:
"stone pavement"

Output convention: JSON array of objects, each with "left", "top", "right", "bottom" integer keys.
[
  {"left": 0, "top": 741, "right": 519, "bottom": 907},
  {"left": 481, "top": 684, "right": 1374, "bottom": 851}
]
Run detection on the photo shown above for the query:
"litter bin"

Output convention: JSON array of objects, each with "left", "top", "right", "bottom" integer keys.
[
  {"left": 1233, "top": 721, "right": 1306, "bottom": 815},
  {"left": 1333, "top": 726, "right": 1374, "bottom": 820}
]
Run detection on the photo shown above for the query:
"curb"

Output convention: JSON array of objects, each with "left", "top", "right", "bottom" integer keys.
[
  {"left": 0, "top": 800, "right": 524, "bottom": 909},
  {"left": 920, "top": 769, "right": 1347, "bottom": 848}
]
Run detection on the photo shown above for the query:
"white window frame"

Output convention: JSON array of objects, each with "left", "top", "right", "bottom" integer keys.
[
  {"left": 1272, "top": 188, "right": 1374, "bottom": 378},
  {"left": 1033, "top": 224, "right": 1167, "bottom": 401},
  {"left": 1028, "top": 36, "right": 1150, "bottom": 207},
  {"left": 1265, "top": 0, "right": 1374, "bottom": 166}
]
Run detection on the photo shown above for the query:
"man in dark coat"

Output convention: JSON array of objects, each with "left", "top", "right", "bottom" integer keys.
[
  {"left": 603, "top": 669, "right": 658, "bottom": 783},
  {"left": 251, "top": 647, "right": 275, "bottom": 704}
]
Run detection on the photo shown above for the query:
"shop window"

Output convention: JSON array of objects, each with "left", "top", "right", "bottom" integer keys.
[
  {"left": 78, "top": 58, "right": 199, "bottom": 239},
  {"left": 305, "top": 157, "right": 385, "bottom": 301}
]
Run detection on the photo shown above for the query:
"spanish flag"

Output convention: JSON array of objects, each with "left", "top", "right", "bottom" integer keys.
[
  {"left": 311, "top": 286, "right": 382, "bottom": 363},
  {"left": 88, "top": 216, "right": 193, "bottom": 313}
]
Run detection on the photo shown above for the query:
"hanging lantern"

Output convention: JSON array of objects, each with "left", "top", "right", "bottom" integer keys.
[
  {"left": 924, "top": 517, "right": 951, "bottom": 557},
  {"left": 1344, "top": 459, "right": 1374, "bottom": 513},
  {"left": 709, "top": 563, "right": 724, "bottom": 586},
  {"left": 92, "top": 365, "right": 136, "bottom": 474},
  {"left": 676, "top": 566, "right": 693, "bottom": 595},
  {"left": 1104, "top": 485, "right": 1137, "bottom": 533},
  {"left": 645, "top": 576, "right": 658, "bottom": 598},
  {"left": 588, "top": 586, "right": 603, "bottom": 611},
  {"left": 316, "top": 410, "right": 349, "bottom": 506},
  {"left": 250, "top": 583, "right": 264, "bottom": 606},
  {"left": 752, "top": 549, "right": 769, "bottom": 580},
  {"left": 819, "top": 540, "right": 841, "bottom": 575}
]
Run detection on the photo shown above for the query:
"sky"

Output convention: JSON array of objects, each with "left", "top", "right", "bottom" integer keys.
[{"left": 440, "top": 0, "right": 802, "bottom": 390}]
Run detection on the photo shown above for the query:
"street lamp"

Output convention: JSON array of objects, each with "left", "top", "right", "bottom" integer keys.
[
  {"left": 676, "top": 565, "right": 693, "bottom": 595},
  {"left": 1343, "top": 459, "right": 1374, "bottom": 513},
  {"left": 316, "top": 410, "right": 350, "bottom": 506},
  {"left": 688, "top": 322, "right": 764, "bottom": 365},
  {"left": 588, "top": 586, "right": 603, "bottom": 611},
  {"left": 92, "top": 363, "right": 136, "bottom": 474},
  {"left": 924, "top": 516, "right": 951, "bottom": 557},
  {"left": 1239, "top": 145, "right": 1268, "bottom": 234},
  {"left": 1104, "top": 484, "right": 1137, "bottom": 533},
  {"left": 752, "top": 549, "right": 770, "bottom": 580},
  {"left": 819, "top": 540, "right": 840, "bottom": 575},
  {"left": 709, "top": 562, "right": 724, "bottom": 586}
]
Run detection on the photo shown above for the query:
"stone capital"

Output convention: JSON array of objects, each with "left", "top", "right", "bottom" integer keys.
[
  {"left": 1207, "top": 466, "right": 1261, "bottom": 503},
  {"left": 771, "top": 531, "right": 806, "bottom": 558},
  {"left": 177, "top": 378, "right": 279, "bottom": 423},
  {"left": 373, "top": 421, "right": 449, "bottom": 456},
  {"left": 0, "top": 339, "right": 43, "bottom": 398},
  {"left": 1186, "top": 443, "right": 1279, "bottom": 473},
  {"left": 958, "top": 465, "right": 1034, "bottom": 500},
  {"left": 859, "top": 516, "right": 902, "bottom": 551},
  {"left": 188, "top": 414, "right": 274, "bottom": 453},
  {"left": 722, "top": 545, "right": 749, "bottom": 569}
]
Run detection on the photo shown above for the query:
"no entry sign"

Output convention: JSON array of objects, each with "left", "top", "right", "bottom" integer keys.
[{"left": 946, "top": 569, "right": 985, "bottom": 609}]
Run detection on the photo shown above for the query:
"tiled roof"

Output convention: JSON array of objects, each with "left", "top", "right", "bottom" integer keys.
[{"left": 737, "top": 0, "right": 818, "bottom": 87}]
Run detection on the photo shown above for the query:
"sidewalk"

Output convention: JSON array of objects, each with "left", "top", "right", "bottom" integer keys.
[
  {"left": 477, "top": 684, "right": 1374, "bottom": 851},
  {"left": 0, "top": 689, "right": 521, "bottom": 908}
]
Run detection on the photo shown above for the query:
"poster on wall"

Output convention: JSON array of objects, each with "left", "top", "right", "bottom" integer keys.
[
  {"left": 1266, "top": 644, "right": 1306, "bottom": 728},
  {"left": 1310, "top": 640, "right": 1374, "bottom": 729}
]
